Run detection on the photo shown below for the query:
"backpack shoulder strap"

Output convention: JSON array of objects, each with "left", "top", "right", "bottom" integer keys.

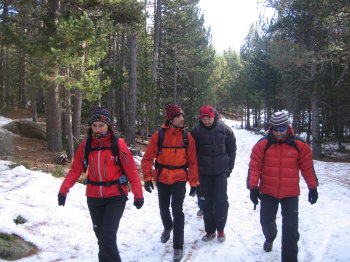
[
  {"left": 157, "top": 128, "right": 165, "bottom": 155},
  {"left": 111, "top": 134, "right": 122, "bottom": 169},
  {"left": 183, "top": 130, "right": 188, "bottom": 148},
  {"left": 263, "top": 136, "right": 272, "bottom": 154},
  {"left": 83, "top": 136, "right": 92, "bottom": 172},
  {"left": 288, "top": 135, "right": 301, "bottom": 152}
]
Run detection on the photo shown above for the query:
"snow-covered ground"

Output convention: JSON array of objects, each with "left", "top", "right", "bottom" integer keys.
[{"left": 1, "top": 118, "right": 350, "bottom": 262}]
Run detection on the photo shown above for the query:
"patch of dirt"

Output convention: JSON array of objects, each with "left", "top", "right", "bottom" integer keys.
[{"left": 9, "top": 135, "right": 62, "bottom": 174}]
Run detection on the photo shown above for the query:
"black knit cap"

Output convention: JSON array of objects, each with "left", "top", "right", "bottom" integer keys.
[
  {"left": 270, "top": 112, "right": 289, "bottom": 129},
  {"left": 88, "top": 106, "right": 112, "bottom": 127}
]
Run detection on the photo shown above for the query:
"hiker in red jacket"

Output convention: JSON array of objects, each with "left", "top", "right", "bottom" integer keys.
[
  {"left": 141, "top": 104, "right": 199, "bottom": 262},
  {"left": 58, "top": 106, "right": 144, "bottom": 262},
  {"left": 247, "top": 111, "right": 319, "bottom": 262}
]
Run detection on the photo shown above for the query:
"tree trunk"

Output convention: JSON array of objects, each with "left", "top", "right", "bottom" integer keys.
[
  {"left": 19, "top": 49, "right": 27, "bottom": 108},
  {"left": 0, "top": 0, "right": 9, "bottom": 109},
  {"left": 310, "top": 89, "right": 321, "bottom": 159},
  {"left": 152, "top": 0, "right": 161, "bottom": 83},
  {"left": 173, "top": 51, "right": 178, "bottom": 104},
  {"left": 46, "top": 0, "right": 62, "bottom": 152},
  {"left": 46, "top": 84, "right": 62, "bottom": 152},
  {"left": 246, "top": 106, "right": 251, "bottom": 130},
  {"left": 108, "top": 24, "right": 119, "bottom": 127},
  {"left": 72, "top": 88, "right": 82, "bottom": 144},
  {"left": 118, "top": 31, "right": 127, "bottom": 133},
  {"left": 126, "top": 31, "right": 137, "bottom": 145},
  {"left": 30, "top": 83, "right": 38, "bottom": 122},
  {"left": 64, "top": 88, "right": 74, "bottom": 161},
  {"left": 0, "top": 47, "right": 4, "bottom": 109}
]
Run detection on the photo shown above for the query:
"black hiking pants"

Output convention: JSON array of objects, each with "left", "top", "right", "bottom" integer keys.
[
  {"left": 260, "top": 194, "right": 299, "bottom": 262},
  {"left": 199, "top": 173, "right": 229, "bottom": 234},
  {"left": 87, "top": 196, "right": 126, "bottom": 262},
  {"left": 157, "top": 181, "right": 186, "bottom": 249}
]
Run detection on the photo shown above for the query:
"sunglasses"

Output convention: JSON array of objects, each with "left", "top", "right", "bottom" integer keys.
[{"left": 272, "top": 127, "right": 287, "bottom": 132}]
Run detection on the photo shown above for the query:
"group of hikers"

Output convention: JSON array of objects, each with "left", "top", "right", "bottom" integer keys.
[{"left": 58, "top": 105, "right": 319, "bottom": 262}]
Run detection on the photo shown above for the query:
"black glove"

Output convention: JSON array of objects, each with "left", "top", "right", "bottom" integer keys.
[
  {"left": 250, "top": 188, "right": 261, "bottom": 206},
  {"left": 144, "top": 181, "right": 154, "bottom": 193},
  {"left": 58, "top": 193, "right": 67, "bottom": 206},
  {"left": 226, "top": 169, "right": 232, "bottom": 178},
  {"left": 133, "top": 198, "right": 144, "bottom": 209},
  {"left": 189, "top": 187, "right": 196, "bottom": 197},
  {"left": 308, "top": 188, "right": 318, "bottom": 204}
]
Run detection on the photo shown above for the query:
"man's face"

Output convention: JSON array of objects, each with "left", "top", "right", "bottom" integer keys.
[
  {"left": 272, "top": 127, "right": 288, "bottom": 139},
  {"left": 171, "top": 114, "right": 184, "bottom": 128},
  {"left": 201, "top": 116, "right": 215, "bottom": 127}
]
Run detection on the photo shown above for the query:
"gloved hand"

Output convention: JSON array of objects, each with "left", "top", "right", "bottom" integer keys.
[
  {"left": 133, "top": 198, "right": 144, "bottom": 209},
  {"left": 58, "top": 193, "right": 67, "bottom": 206},
  {"left": 226, "top": 169, "right": 232, "bottom": 178},
  {"left": 189, "top": 187, "right": 197, "bottom": 197},
  {"left": 250, "top": 188, "right": 261, "bottom": 206},
  {"left": 144, "top": 181, "right": 154, "bottom": 193},
  {"left": 308, "top": 188, "right": 318, "bottom": 204}
]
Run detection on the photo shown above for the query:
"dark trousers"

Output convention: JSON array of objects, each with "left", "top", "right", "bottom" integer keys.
[
  {"left": 157, "top": 181, "right": 186, "bottom": 249},
  {"left": 260, "top": 194, "right": 300, "bottom": 262},
  {"left": 199, "top": 174, "right": 229, "bottom": 233},
  {"left": 87, "top": 196, "right": 126, "bottom": 262},
  {"left": 196, "top": 186, "right": 202, "bottom": 209}
]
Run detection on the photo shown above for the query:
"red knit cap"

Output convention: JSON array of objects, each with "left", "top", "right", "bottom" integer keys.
[
  {"left": 165, "top": 104, "right": 183, "bottom": 121},
  {"left": 200, "top": 105, "right": 215, "bottom": 119}
]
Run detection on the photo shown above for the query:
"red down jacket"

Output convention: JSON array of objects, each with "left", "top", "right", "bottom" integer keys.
[
  {"left": 59, "top": 133, "right": 143, "bottom": 200},
  {"left": 247, "top": 126, "right": 318, "bottom": 199}
]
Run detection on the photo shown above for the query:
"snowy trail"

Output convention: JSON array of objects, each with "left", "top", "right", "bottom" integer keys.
[{"left": 1, "top": 118, "right": 350, "bottom": 261}]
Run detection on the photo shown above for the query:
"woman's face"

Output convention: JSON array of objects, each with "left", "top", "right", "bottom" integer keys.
[{"left": 91, "top": 121, "right": 108, "bottom": 136}]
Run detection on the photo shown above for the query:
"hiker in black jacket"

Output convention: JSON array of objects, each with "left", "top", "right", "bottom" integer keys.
[{"left": 191, "top": 105, "right": 236, "bottom": 243}]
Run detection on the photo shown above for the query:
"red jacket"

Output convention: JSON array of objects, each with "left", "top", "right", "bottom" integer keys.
[
  {"left": 59, "top": 133, "right": 143, "bottom": 200},
  {"left": 141, "top": 124, "right": 199, "bottom": 186},
  {"left": 247, "top": 126, "right": 318, "bottom": 198}
]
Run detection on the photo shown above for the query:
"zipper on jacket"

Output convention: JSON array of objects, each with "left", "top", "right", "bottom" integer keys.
[
  {"left": 121, "top": 152, "right": 129, "bottom": 164},
  {"left": 91, "top": 156, "right": 97, "bottom": 178},
  {"left": 278, "top": 144, "right": 282, "bottom": 197},
  {"left": 103, "top": 156, "right": 107, "bottom": 178},
  {"left": 97, "top": 139, "right": 103, "bottom": 197}
]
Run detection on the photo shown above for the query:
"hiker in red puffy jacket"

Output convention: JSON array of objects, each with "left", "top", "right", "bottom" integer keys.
[
  {"left": 58, "top": 106, "right": 144, "bottom": 262},
  {"left": 141, "top": 104, "right": 199, "bottom": 262},
  {"left": 247, "top": 112, "right": 319, "bottom": 262}
]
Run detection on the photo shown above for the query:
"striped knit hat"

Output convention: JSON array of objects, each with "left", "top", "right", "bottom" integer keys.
[
  {"left": 88, "top": 106, "right": 112, "bottom": 127},
  {"left": 270, "top": 112, "right": 289, "bottom": 129}
]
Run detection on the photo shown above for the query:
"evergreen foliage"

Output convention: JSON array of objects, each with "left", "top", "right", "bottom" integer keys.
[{"left": 0, "top": 0, "right": 349, "bottom": 157}]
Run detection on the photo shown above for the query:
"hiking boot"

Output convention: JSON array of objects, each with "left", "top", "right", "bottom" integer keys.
[
  {"left": 263, "top": 240, "right": 273, "bottom": 252},
  {"left": 217, "top": 231, "right": 226, "bottom": 243},
  {"left": 202, "top": 232, "right": 216, "bottom": 242},
  {"left": 196, "top": 209, "right": 203, "bottom": 216},
  {"left": 173, "top": 249, "right": 183, "bottom": 262},
  {"left": 160, "top": 228, "right": 172, "bottom": 243}
]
